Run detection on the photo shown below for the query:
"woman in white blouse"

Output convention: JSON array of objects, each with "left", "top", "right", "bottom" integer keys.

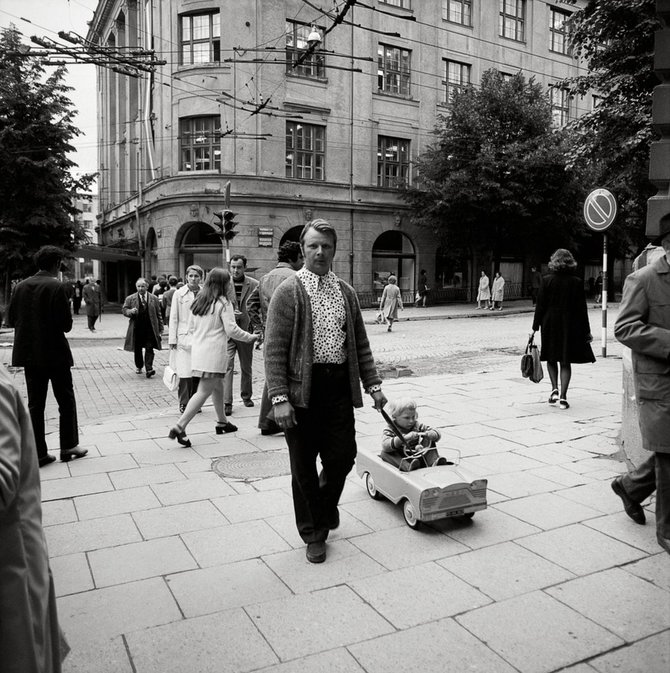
[{"left": 169, "top": 268, "right": 258, "bottom": 447}]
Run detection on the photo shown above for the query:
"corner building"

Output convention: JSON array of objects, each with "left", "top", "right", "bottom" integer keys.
[{"left": 88, "top": 0, "right": 589, "bottom": 303}]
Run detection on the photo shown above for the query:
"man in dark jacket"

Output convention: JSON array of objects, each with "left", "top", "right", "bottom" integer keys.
[
  {"left": 264, "top": 220, "right": 386, "bottom": 563},
  {"left": 612, "top": 226, "right": 670, "bottom": 555},
  {"left": 7, "top": 246, "right": 88, "bottom": 466},
  {"left": 122, "top": 278, "right": 163, "bottom": 378}
]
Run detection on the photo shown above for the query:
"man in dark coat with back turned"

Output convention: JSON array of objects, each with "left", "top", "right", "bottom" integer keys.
[
  {"left": 612, "top": 225, "right": 670, "bottom": 555},
  {"left": 7, "top": 246, "right": 88, "bottom": 466}
]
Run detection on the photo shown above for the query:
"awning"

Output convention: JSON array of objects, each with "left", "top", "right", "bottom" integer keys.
[{"left": 76, "top": 243, "right": 140, "bottom": 262}]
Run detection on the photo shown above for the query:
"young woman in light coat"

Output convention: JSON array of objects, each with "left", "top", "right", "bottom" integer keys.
[
  {"left": 169, "top": 268, "right": 258, "bottom": 447},
  {"left": 168, "top": 265, "right": 203, "bottom": 412}
]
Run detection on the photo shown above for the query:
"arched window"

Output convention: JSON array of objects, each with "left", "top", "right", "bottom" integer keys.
[
  {"left": 178, "top": 222, "right": 222, "bottom": 274},
  {"left": 371, "top": 231, "right": 415, "bottom": 295}
]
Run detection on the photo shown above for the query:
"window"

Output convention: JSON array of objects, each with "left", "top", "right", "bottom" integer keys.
[
  {"left": 549, "top": 8, "right": 571, "bottom": 55},
  {"left": 444, "top": 59, "right": 471, "bottom": 103},
  {"left": 377, "top": 136, "right": 410, "bottom": 187},
  {"left": 442, "top": 0, "right": 472, "bottom": 26},
  {"left": 180, "top": 12, "right": 220, "bottom": 65},
  {"left": 82, "top": 202, "right": 92, "bottom": 213},
  {"left": 550, "top": 87, "right": 570, "bottom": 127},
  {"left": 286, "top": 20, "right": 325, "bottom": 78},
  {"left": 380, "top": 0, "right": 410, "bottom": 7},
  {"left": 286, "top": 122, "right": 325, "bottom": 180},
  {"left": 499, "top": 0, "right": 525, "bottom": 42},
  {"left": 378, "top": 44, "right": 411, "bottom": 96},
  {"left": 180, "top": 116, "right": 221, "bottom": 171}
]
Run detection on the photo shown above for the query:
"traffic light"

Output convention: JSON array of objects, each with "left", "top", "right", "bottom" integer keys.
[{"left": 213, "top": 210, "right": 238, "bottom": 241}]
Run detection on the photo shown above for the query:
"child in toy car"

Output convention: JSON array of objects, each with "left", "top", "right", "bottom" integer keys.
[{"left": 381, "top": 397, "right": 449, "bottom": 471}]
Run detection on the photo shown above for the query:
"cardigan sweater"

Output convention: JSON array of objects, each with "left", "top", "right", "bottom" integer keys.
[{"left": 264, "top": 274, "right": 382, "bottom": 409}]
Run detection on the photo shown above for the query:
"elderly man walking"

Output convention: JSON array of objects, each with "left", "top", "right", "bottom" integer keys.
[
  {"left": 264, "top": 219, "right": 387, "bottom": 563},
  {"left": 612, "top": 226, "right": 670, "bottom": 555},
  {"left": 122, "top": 278, "right": 163, "bottom": 378}
]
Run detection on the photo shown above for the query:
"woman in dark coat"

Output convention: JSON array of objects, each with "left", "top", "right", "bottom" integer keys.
[{"left": 532, "top": 249, "right": 595, "bottom": 409}]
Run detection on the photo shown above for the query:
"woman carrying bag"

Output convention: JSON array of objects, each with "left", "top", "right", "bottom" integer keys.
[
  {"left": 531, "top": 249, "right": 594, "bottom": 410},
  {"left": 168, "top": 268, "right": 258, "bottom": 447}
]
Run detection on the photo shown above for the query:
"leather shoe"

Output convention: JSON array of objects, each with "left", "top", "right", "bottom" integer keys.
[
  {"left": 39, "top": 454, "right": 56, "bottom": 467},
  {"left": 224, "top": 404, "right": 233, "bottom": 416},
  {"left": 306, "top": 541, "right": 326, "bottom": 563},
  {"left": 136, "top": 368, "right": 143, "bottom": 374},
  {"left": 146, "top": 369, "right": 156, "bottom": 379},
  {"left": 243, "top": 399, "right": 255, "bottom": 407},
  {"left": 60, "top": 447, "right": 89, "bottom": 463},
  {"left": 611, "top": 477, "right": 645, "bottom": 525}
]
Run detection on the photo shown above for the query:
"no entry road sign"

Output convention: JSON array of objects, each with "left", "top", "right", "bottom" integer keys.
[{"left": 584, "top": 189, "right": 617, "bottom": 231}]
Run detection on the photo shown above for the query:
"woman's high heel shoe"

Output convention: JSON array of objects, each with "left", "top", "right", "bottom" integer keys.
[
  {"left": 548, "top": 389, "right": 559, "bottom": 404},
  {"left": 215, "top": 421, "right": 238, "bottom": 434},
  {"left": 169, "top": 424, "right": 191, "bottom": 447}
]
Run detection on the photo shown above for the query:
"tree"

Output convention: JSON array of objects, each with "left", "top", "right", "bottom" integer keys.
[
  {"left": 402, "top": 70, "right": 588, "bottom": 274},
  {"left": 560, "top": 0, "right": 661, "bottom": 256},
  {"left": 0, "top": 26, "right": 94, "bottom": 302}
]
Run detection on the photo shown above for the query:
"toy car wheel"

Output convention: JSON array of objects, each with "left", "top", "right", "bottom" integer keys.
[
  {"left": 402, "top": 499, "right": 420, "bottom": 529},
  {"left": 365, "top": 473, "right": 382, "bottom": 500}
]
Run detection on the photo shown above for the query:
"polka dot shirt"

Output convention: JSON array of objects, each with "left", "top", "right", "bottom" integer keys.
[{"left": 297, "top": 268, "right": 347, "bottom": 364}]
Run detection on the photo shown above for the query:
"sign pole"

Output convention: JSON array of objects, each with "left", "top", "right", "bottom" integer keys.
[
  {"left": 601, "top": 233, "right": 608, "bottom": 358},
  {"left": 583, "top": 188, "right": 617, "bottom": 360}
]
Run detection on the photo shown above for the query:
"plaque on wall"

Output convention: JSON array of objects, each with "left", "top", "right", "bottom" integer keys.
[{"left": 258, "top": 227, "right": 274, "bottom": 247}]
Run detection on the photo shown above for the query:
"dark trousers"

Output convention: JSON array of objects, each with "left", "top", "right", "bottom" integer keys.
[
  {"left": 621, "top": 452, "right": 670, "bottom": 541},
  {"left": 73, "top": 297, "right": 82, "bottom": 314},
  {"left": 284, "top": 363, "right": 356, "bottom": 544},
  {"left": 134, "top": 342, "right": 155, "bottom": 371},
  {"left": 24, "top": 365, "right": 79, "bottom": 458},
  {"left": 87, "top": 314, "right": 98, "bottom": 330},
  {"left": 178, "top": 376, "right": 200, "bottom": 408},
  {"left": 224, "top": 338, "right": 254, "bottom": 404}
]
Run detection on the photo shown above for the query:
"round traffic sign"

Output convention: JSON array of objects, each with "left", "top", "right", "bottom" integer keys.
[{"left": 584, "top": 189, "right": 617, "bottom": 232}]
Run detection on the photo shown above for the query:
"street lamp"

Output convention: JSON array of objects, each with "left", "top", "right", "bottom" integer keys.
[{"left": 307, "top": 27, "right": 322, "bottom": 48}]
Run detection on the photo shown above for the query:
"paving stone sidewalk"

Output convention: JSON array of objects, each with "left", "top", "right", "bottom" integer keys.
[{"left": 38, "top": 351, "right": 669, "bottom": 673}]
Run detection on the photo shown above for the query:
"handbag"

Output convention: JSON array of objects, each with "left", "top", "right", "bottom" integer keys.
[
  {"left": 521, "top": 334, "right": 544, "bottom": 383},
  {"left": 163, "top": 351, "right": 179, "bottom": 391}
]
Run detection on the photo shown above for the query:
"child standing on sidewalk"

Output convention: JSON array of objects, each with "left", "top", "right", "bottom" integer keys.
[{"left": 381, "top": 397, "right": 448, "bottom": 471}]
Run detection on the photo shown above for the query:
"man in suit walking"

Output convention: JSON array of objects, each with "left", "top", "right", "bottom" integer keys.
[
  {"left": 224, "top": 254, "right": 260, "bottom": 415},
  {"left": 7, "top": 246, "right": 88, "bottom": 466},
  {"left": 122, "top": 278, "right": 163, "bottom": 378}
]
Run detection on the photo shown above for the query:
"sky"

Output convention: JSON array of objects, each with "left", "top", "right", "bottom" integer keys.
[{"left": 1, "top": 0, "right": 99, "bottom": 179}]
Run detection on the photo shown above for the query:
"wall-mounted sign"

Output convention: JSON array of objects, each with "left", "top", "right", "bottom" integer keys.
[{"left": 258, "top": 227, "right": 274, "bottom": 247}]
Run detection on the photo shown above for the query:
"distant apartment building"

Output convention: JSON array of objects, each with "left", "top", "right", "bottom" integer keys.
[
  {"left": 72, "top": 192, "right": 101, "bottom": 280},
  {"left": 87, "top": 0, "right": 589, "bottom": 302}
]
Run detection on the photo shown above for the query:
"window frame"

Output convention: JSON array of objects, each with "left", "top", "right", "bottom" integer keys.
[
  {"left": 379, "top": 0, "right": 411, "bottom": 8},
  {"left": 499, "top": 0, "right": 525, "bottom": 42},
  {"left": 549, "top": 7, "right": 571, "bottom": 56},
  {"left": 443, "top": 59, "right": 471, "bottom": 103},
  {"left": 285, "top": 20, "right": 326, "bottom": 79},
  {"left": 377, "top": 43, "right": 412, "bottom": 97},
  {"left": 179, "top": 11, "right": 221, "bottom": 65},
  {"left": 285, "top": 122, "right": 326, "bottom": 181},
  {"left": 442, "top": 0, "right": 473, "bottom": 27},
  {"left": 179, "top": 116, "right": 222, "bottom": 172},
  {"left": 377, "top": 135, "right": 410, "bottom": 188},
  {"left": 550, "top": 86, "right": 570, "bottom": 127}
]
